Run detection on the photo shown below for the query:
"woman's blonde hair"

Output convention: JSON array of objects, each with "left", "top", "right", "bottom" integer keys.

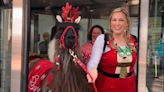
[{"left": 108, "top": 7, "right": 136, "bottom": 51}]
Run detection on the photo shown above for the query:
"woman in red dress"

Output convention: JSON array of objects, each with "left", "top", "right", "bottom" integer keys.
[
  {"left": 80, "top": 25, "right": 104, "bottom": 63},
  {"left": 87, "top": 7, "right": 138, "bottom": 92}
]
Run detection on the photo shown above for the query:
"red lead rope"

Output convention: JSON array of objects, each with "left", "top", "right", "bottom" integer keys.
[{"left": 69, "top": 50, "right": 98, "bottom": 92}]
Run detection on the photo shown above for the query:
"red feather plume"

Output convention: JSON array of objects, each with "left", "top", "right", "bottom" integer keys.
[{"left": 61, "top": 2, "right": 80, "bottom": 22}]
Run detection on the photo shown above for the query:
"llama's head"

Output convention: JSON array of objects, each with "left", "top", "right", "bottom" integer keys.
[
  {"left": 55, "top": 2, "right": 81, "bottom": 50},
  {"left": 48, "top": 2, "right": 81, "bottom": 62},
  {"left": 55, "top": 22, "right": 80, "bottom": 50}
]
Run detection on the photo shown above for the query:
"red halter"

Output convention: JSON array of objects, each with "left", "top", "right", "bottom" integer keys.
[
  {"left": 59, "top": 25, "right": 78, "bottom": 50},
  {"left": 69, "top": 50, "right": 98, "bottom": 92}
]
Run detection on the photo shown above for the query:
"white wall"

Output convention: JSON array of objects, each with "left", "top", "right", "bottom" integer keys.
[
  {"left": 91, "top": 19, "right": 109, "bottom": 32},
  {"left": 79, "top": 19, "right": 89, "bottom": 46},
  {"left": 130, "top": 17, "right": 139, "bottom": 37},
  {"left": 91, "top": 18, "right": 139, "bottom": 37},
  {"left": 37, "top": 15, "right": 139, "bottom": 45},
  {"left": 80, "top": 17, "right": 139, "bottom": 45},
  {"left": 38, "top": 14, "right": 56, "bottom": 42}
]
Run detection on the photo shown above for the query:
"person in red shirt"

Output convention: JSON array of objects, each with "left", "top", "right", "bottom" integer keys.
[
  {"left": 87, "top": 7, "right": 138, "bottom": 92},
  {"left": 80, "top": 25, "right": 104, "bottom": 63}
]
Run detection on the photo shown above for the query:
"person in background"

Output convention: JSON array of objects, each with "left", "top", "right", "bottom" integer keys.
[
  {"left": 39, "top": 32, "right": 50, "bottom": 58},
  {"left": 80, "top": 25, "right": 105, "bottom": 63},
  {"left": 87, "top": 7, "right": 138, "bottom": 92},
  {"left": 155, "top": 33, "right": 164, "bottom": 74}
]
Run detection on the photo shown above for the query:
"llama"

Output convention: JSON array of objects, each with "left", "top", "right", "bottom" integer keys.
[{"left": 28, "top": 2, "right": 97, "bottom": 92}]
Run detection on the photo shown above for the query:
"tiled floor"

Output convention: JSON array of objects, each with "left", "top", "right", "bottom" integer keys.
[
  {"left": 147, "top": 63, "right": 164, "bottom": 92},
  {"left": 152, "top": 75, "right": 164, "bottom": 92}
]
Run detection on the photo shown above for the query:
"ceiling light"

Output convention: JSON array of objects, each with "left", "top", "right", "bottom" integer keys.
[
  {"left": 89, "top": 9, "right": 94, "bottom": 12},
  {"left": 130, "top": 0, "right": 139, "bottom": 5}
]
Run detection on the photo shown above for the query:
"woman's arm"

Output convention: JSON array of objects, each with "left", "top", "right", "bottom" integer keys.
[
  {"left": 87, "top": 34, "right": 105, "bottom": 70},
  {"left": 87, "top": 34, "right": 104, "bottom": 83},
  {"left": 86, "top": 34, "right": 105, "bottom": 82}
]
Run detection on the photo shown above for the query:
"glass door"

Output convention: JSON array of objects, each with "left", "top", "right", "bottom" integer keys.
[
  {"left": 0, "top": 2, "right": 12, "bottom": 92},
  {"left": 146, "top": 0, "right": 164, "bottom": 92},
  {"left": 1, "top": 0, "right": 29, "bottom": 92}
]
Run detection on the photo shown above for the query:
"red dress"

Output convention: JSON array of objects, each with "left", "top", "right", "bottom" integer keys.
[
  {"left": 96, "top": 35, "right": 137, "bottom": 92},
  {"left": 80, "top": 42, "right": 93, "bottom": 63}
]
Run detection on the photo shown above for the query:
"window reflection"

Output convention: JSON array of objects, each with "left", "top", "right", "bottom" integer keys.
[
  {"left": 147, "top": 0, "right": 164, "bottom": 92},
  {"left": 0, "top": 8, "right": 12, "bottom": 92}
]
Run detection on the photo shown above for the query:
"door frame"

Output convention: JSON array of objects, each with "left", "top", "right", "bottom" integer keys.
[
  {"left": 137, "top": 0, "right": 149, "bottom": 92},
  {"left": 11, "top": 0, "right": 30, "bottom": 92}
]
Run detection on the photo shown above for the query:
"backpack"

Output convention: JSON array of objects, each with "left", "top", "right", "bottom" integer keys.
[{"left": 103, "top": 33, "right": 109, "bottom": 52}]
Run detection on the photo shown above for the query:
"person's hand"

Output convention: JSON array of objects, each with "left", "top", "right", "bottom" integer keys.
[{"left": 86, "top": 68, "right": 98, "bottom": 83}]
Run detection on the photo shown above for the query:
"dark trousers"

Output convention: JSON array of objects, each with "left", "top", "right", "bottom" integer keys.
[{"left": 160, "top": 56, "right": 164, "bottom": 74}]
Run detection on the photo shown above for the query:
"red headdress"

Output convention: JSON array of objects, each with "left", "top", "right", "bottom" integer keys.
[
  {"left": 56, "top": 2, "right": 81, "bottom": 23},
  {"left": 62, "top": 2, "right": 80, "bottom": 22},
  {"left": 55, "top": 2, "right": 81, "bottom": 50}
]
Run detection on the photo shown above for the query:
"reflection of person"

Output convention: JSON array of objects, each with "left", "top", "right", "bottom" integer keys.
[
  {"left": 87, "top": 7, "right": 138, "bottom": 92},
  {"left": 80, "top": 25, "right": 104, "bottom": 63},
  {"left": 155, "top": 33, "right": 164, "bottom": 72},
  {"left": 39, "top": 32, "right": 50, "bottom": 58}
]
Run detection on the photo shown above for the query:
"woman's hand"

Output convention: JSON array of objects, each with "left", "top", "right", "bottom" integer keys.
[{"left": 86, "top": 68, "right": 98, "bottom": 83}]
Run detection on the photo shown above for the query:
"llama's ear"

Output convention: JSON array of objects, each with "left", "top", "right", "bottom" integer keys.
[
  {"left": 56, "top": 15, "right": 63, "bottom": 23},
  {"left": 74, "top": 16, "right": 81, "bottom": 23}
]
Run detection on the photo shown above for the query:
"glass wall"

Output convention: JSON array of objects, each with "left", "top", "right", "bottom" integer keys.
[
  {"left": 147, "top": 0, "right": 164, "bottom": 92},
  {"left": 0, "top": 2, "right": 12, "bottom": 92}
]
